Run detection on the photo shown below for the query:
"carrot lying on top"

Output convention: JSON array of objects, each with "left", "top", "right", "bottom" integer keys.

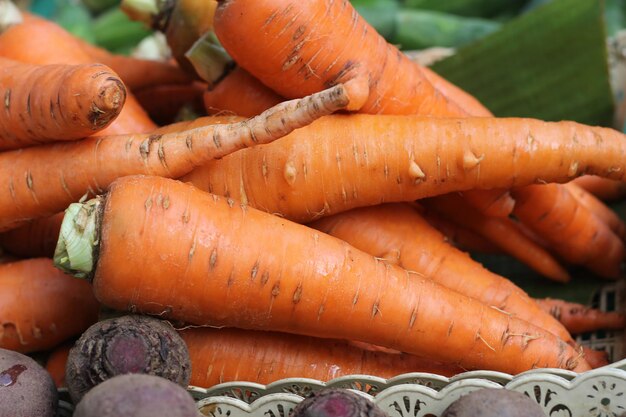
[
  {"left": 55, "top": 175, "right": 589, "bottom": 374},
  {"left": 309, "top": 203, "right": 574, "bottom": 344},
  {"left": 536, "top": 298, "right": 626, "bottom": 335},
  {"left": 0, "top": 258, "right": 99, "bottom": 353},
  {"left": 511, "top": 184, "right": 625, "bottom": 279},
  {"left": 0, "top": 58, "right": 125, "bottom": 150},
  {"left": 180, "top": 327, "right": 463, "bottom": 387},
  {"left": 0, "top": 83, "right": 357, "bottom": 232},
  {"left": 0, "top": 14, "right": 156, "bottom": 135}
]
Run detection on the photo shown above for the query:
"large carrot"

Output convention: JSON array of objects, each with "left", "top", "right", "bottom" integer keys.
[
  {"left": 424, "top": 194, "right": 571, "bottom": 282},
  {"left": 0, "top": 83, "right": 357, "bottom": 232},
  {"left": 308, "top": 203, "right": 574, "bottom": 343},
  {"left": 0, "top": 58, "right": 125, "bottom": 150},
  {"left": 511, "top": 184, "right": 625, "bottom": 279},
  {"left": 180, "top": 327, "right": 463, "bottom": 388},
  {"left": 0, "top": 14, "right": 156, "bottom": 135},
  {"left": 536, "top": 298, "right": 626, "bottom": 335},
  {"left": 0, "top": 258, "right": 99, "bottom": 353},
  {"left": 182, "top": 114, "right": 626, "bottom": 224},
  {"left": 55, "top": 175, "right": 589, "bottom": 374}
]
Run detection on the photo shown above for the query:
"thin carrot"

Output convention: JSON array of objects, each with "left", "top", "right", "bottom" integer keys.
[
  {"left": 180, "top": 327, "right": 463, "bottom": 388},
  {"left": 0, "top": 83, "right": 357, "bottom": 232},
  {"left": 308, "top": 203, "right": 574, "bottom": 343},
  {"left": 0, "top": 14, "right": 156, "bottom": 134},
  {"left": 203, "top": 66, "right": 283, "bottom": 117},
  {"left": 134, "top": 82, "right": 206, "bottom": 126},
  {"left": 0, "top": 58, "right": 125, "bottom": 150},
  {"left": 183, "top": 115, "right": 626, "bottom": 224},
  {"left": 424, "top": 194, "right": 571, "bottom": 282},
  {"left": 55, "top": 175, "right": 589, "bottom": 374},
  {"left": 0, "top": 212, "right": 64, "bottom": 258},
  {"left": 511, "top": 184, "right": 625, "bottom": 279},
  {"left": 0, "top": 258, "right": 99, "bottom": 353},
  {"left": 536, "top": 298, "right": 626, "bottom": 334},
  {"left": 572, "top": 176, "right": 626, "bottom": 202},
  {"left": 45, "top": 342, "right": 72, "bottom": 388}
]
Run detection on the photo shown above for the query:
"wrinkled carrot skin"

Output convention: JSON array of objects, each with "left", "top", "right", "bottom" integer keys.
[
  {"left": 135, "top": 82, "right": 206, "bottom": 126},
  {"left": 204, "top": 67, "right": 283, "bottom": 117},
  {"left": 424, "top": 194, "right": 571, "bottom": 282},
  {"left": 511, "top": 184, "right": 625, "bottom": 279},
  {"left": 572, "top": 176, "right": 626, "bottom": 202},
  {"left": 0, "top": 212, "right": 64, "bottom": 258},
  {"left": 0, "top": 15, "right": 156, "bottom": 134},
  {"left": 537, "top": 298, "right": 626, "bottom": 335},
  {"left": 309, "top": 203, "right": 573, "bottom": 343},
  {"left": 0, "top": 59, "right": 125, "bottom": 150},
  {"left": 0, "top": 258, "right": 99, "bottom": 353},
  {"left": 183, "top": 115, "right": 626, "bottom": 224},
  {"left": 0, "top": 83, "right": 356, "bottom": 232},
  {"left": 564, "top": 182, "right": 626, "bottom": 241},
  {"left": 180, "top": 327, "right": 462, "bottom": 388},
  {"left": 45, "top": 342, "right": 72, "bottom": 387},
  {"left": 90, "top": 175, "right": 589, "bottom": 374},
  {"left": 78, "top": 40, "right": 193, "bottom": 91}
]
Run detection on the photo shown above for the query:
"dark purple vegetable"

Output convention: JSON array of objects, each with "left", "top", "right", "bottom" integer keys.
[
  {"left": 442, "top": 388, "right": 546, "bottom": 417},
  {"left": 65, "top": 315, "right": 191, "bottom": 403},
  {"left": 73, "top": 374, "right": 199, "bottom": 417},
  {"left": 0, "top": 348, "right": 58, "bottom": 417},
  {"left": 290, "top": 388, "right": 388, "bottom": 417}
]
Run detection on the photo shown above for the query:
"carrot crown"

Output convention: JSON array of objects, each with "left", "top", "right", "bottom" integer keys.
[{"left": 53, "top": 197, "right": 103, "bottom": 280}]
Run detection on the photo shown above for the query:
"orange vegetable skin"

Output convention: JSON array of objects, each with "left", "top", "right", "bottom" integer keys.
[
  {"left": 0, "top": 258, "right": 99, "bottom": 353},
  {"left": 0, "top": 59, "right": 125, "bottom": 150},
  {"left": 0, "top": 212, "right": 64, "bottom": 258},
  {"left": 537, "top": 298, "right": 626, "bottom": 334},
  {"left": 572, "top": 176, "right": 626, "bottom": 202},
  {"left": 82, "top": 175, "right": 588, "bottom": 374},
  {"left": 45, "top": 342, "right": 71, "bottom": 387},
  {"left": 181, "top": 327, "right": 462, "bottom": 387},
  {"left": 183, "top": 115, "right": 626, "bottom": 224}
]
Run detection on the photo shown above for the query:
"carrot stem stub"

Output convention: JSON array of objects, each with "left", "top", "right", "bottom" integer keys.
[{"left": 55, "top": 175, "right": 590, "bottom": 375}]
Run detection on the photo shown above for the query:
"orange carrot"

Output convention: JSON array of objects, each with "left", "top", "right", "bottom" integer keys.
[
  {"left": 0, "top": 212, "right": 64, "bottom": 258},
  {"left": 203, "top": 66, "right": 283, "bottom": 117},
  {"left": 0, "top": 258, "right": 99, "bottom": 353},
  {"left": 56, "top": 175, "right": 590, "bottom": 374},
  {"left": 0, "top": 83, "right": 357, "bottom": 232},
  {"left": 0, "top": 15, "right": 156, "bottom": 134},
  {"left": 0, "top": 58, "right": 125, "bottom": 150},
  {"left": 45, "top": 342, "right": 72, "bottom": 387},
  {"left": 572, "top": 176, "right": 626, "bottom": 202},
  {"left": 134, "top": 82, "right": 206, "bottom": 126},
  {"left": 511, "top": 184, "right": 625, "bottom": 279},
  {"left": 581, "top": 347, "right": 611, "bottom": 369},
  {"left": 309, "top": 203, "right": 574, "bottom": 343},
  {"left": 180, "top": 327, "right": 463, "bottom": 388},
  {"left": 536, "top": 298, "right": 626, "bottom": 334},
  {"left": 152, "top": 115, "right": 243, "bottom": 134},
  {"left": 424, "top": 194, "right": 571, "bottom": 282}
]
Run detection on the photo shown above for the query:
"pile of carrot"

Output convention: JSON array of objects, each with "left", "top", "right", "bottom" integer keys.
[{"left": 0, "top": 0, "right": 625, "bottom": 399}]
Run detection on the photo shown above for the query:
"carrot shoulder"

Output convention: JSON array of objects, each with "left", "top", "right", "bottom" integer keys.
[
  {"left": 55, "top": 175, "right": 589, "bottom": 374},
  {"left": 0, "top": 58, "right": 125, "bottom": 150}
]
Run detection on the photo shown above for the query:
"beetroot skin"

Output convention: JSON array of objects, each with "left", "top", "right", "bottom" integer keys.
[
  {"left": 442, "top": 388, "right": 546, "bottom": 417},
  {"left": 65, "top": 315, "right": 191, "bottom": 403},
  {"left": 0, "top": 348, "right": 58, "bottom": 417},
  {"left": 290, "top": 389, "right": 388, "bottom": 417}
]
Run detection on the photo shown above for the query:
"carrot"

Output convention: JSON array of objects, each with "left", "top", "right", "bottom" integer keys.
[
  {"left": 581, "top": 347, "right": 611, "bottom": 369},
  {"left": 183, "top": 115, "right": 626, "bottom": 224},
  {"left": 0, "top": 212, "right": 64, "bottom": 258},
  {"left": 203, "top": 66, "right": 283, "bottom": 117},
  {"left": 0, "top": 58, "right": 125, "bottom": 150},
  {"left": 134, "top": 82, "right": 207, "bottom": 126},
  {"left": 0, "top": 82, "right": 357, "bottom": 232},
  {"left": 45, "top": 342, "right": 72, "bottom": 388},
  {"left": 571, "top": 176, "right": 626, "bottom": 202},
  {"left": 55, "top": 175, "right": 589, "bottom": 374},
  {"left": 511, "top": 184, "right": 625, "bottom": 279},
  {"left": 0, "top": 258, "right": 99, "bottom": 353},
  {"left": 308, "top": 203, "right": 574, "bottom": 343},
  {"left": 152, "top": 115, "right": 244, "bottom": 134},
  {"left": 424, "top": 194, "right": 571, "bottom": 282},
  {"left": 536, "top": 298, "right": 626, "bottom": 334},
  {"left": 0, "top": 14, "right": 156, "bottom": 135},
  {"left": 180, "top": 327, "right": 463, "bottom": 388}
]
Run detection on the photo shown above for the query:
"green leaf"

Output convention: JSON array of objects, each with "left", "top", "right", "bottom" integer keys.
[
  {"left": 431, "top": 0, "right": 615, "bottom": 126},
  {"left": 92, "top": 7, "right": 152, "bottom": 53},
  {"left": 352, "top": 0, "right": 400, "bottom": 40},
  {"left": 55, "top": 2, "right": 96, "bottom": 43},
  {"left": 82, "top": 0, "right": 121, "bottom": 14},
  {"left": 392, "top": 9, "right": 500, "bottom": 50},
  {"left": 403, "top": 0, "right": 527, "bottom": 18}
]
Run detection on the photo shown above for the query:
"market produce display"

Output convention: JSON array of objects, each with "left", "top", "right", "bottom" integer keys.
[{"left": 0, "top": 0, "right": 625, "bottom": 415}]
